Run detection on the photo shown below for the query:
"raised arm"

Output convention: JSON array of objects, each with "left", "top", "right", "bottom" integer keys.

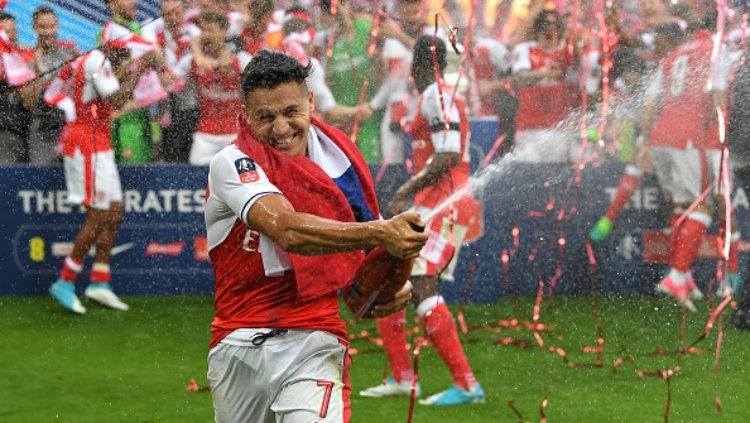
[{"left": 247, "top": 193, "right": 426, "bottom": 259}]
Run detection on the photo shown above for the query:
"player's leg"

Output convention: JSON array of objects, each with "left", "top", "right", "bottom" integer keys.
[
  {"left": 358, "top": 310, "right": 416, "bottom": 398},
  {"left": 272, "top": 331, "right": 349, "bottom": 422},
  {"left": 207, "top": 341, "right": 276, "bottom": 423},
  {"left": 82, "top": 151, "right": 129, "bottom": 310},
  {"left": 411, "top": 275, "right": 484, "bottom": 405},
  {"left": 590, "top": 164, "right": 644, "bottom": 242},
  {"left": 656, "top": 147, "right": 710, "bottom": 311},
  {"left": 50, "top": 150, "right": 108, "bottom": 314}
]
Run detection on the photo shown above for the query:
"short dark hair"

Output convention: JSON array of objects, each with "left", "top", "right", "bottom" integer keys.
[
  {"left": 32, "top": 6, "right": 56, "bottom": 23},
  {"left": 0, "top": 12, "right": 15, "bottom": 22},
  {"left": 241, "top": 50, "right": 311, "bottom": 96},
  {"left": 198, "top": 11, "right": 229, "bottom": 30},
  {"left": 531, "top": 10, "right": 563, "bottom": 38},
  {"left": 412, "top": 35, "right": 446, "bottom": 75},
  {"left": 282, "top": 17, "right": 311, "bottom": 36}
]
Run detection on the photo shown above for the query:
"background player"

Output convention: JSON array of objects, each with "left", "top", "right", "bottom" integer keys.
[
  {"left": 642, "top": 12, "right": 734, "bottom": 310},
  {"left": 361, "top": 36, "right": 485, "bottom": 406},
  {"left": 48, "top": 45, "right": 160, "bottom": 314}
]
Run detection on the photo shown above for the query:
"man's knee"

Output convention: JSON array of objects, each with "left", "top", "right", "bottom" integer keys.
[{"left": 410, "top": 275, "right": 439, "bottom": 305}]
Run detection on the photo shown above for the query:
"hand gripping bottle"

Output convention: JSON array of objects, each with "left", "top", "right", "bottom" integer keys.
[{"left": 344, "top": 223, "right": 424, "bottom": 318}]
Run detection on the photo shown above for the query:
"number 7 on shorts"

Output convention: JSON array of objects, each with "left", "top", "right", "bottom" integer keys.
[{"left": 316, "top": 380, "right": 334, "bottom": 418}]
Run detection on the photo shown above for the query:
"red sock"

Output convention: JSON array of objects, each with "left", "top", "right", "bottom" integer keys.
[
  {"left": 376, "top": 311, "right": 413, "bottom": 383},
  {"left": 605, "top": 167, "right": 642, "bottom": 221},
  {"left": 422, "top": 303, "right": 476, "bottom": 390},
  {"left": 90, "top": 263, "right": 111, "bottom": 284},
  {"left": 670, "top": 213, "right": 710, "bottom": 272},
  {"left": 59, "top": 257, "right": 82, "bottom": 283}
]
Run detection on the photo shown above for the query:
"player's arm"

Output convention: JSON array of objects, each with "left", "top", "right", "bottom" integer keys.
[
  {"left": 388, "top": 90, "right": 463, "bottom": 215},
  {"left": 209, "top": 150, "right": 426, "bottom": 259},
  {"left": 378, "top": 17, "right": 416, "bottom": 49},
  {"left": 96, "top": 50, "right": 161, "bottom": 110},
  {"left": 390, "top": 151, "right": 459, "bottom": 208},
  {"left": 308, "top": 59, "right": 373, "bottom": 125},
  {"left": 19, "top": 51, "right": 46, "bottom": 110},
  {"left": 510, "top": 43, "right": 553, "bottom": 87},
  {"left": 247, "top": 195, "right": 426, "bottom": 259}
]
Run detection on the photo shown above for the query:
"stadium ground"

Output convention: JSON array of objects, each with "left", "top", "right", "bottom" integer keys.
[{"left": 1, "top": 295, "right": 749, "bottom": 422}]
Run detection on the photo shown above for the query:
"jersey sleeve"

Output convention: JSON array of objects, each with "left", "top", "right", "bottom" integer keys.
[
  {"left": 422, "top": 85, "right": 461, "bottom": 153},
  {"left": 208, "top": 147, "right": 282, "bottom": 225},
  {"left": 172, "top": 53, "right": 194, "bottom": 78},
  {"left": 511, "top": 43, "right": 532, "bottom": 74},
  {"left": 645, "top": 64, "right": 663, "bottom": 100},
  {"left": 85, "top": 50, "right": 120, "bottom": 99},
  {"left": 307, "top": 58, "right": 337, "bottom": 113},
  {"left": 141, "top": 20, "right": 161, "bottom": 44},
  {"left": 489, "top": 42, "right": 511, "bottom": 75}
]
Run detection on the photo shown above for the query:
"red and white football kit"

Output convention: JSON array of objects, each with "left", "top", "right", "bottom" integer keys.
[
  {"left": 141, "top": 17, "right": 200, "bottom": 71},
  {"left": 369, "top": 37, "right": 413, "bottom": 164},
  {"left": 410, "top": 82, "right": 476, "bottom": 279},
  {"left": 205, "top": 115, "right": 380, "bottom": 422},
  {"left": 175, "top": 52, "right": 251, "bottom": 164},
  {"left": 647, "top": 31, "right": 728, "bottom": 204},
  {"left": 511, "top": 41, "right": 581, "bottom": 162},
  {"left": 469, "top": 37, "right": 510, "bottom": 116},
  {"left": 59, "top": 50, "right": 122, "bottom": 210},
  {"left": 372, "top": 84, "right": 482, "bottom": 395},
  {"left": 645, "top": 31, "right": 735, "bottom": 297}
]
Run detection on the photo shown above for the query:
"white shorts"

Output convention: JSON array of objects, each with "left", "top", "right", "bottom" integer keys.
[
  {"left": 63, "top": 149, "right": 122, "bottom": 210},
  {"left": 411, "top": 210, "right": 467, "bottom": 281},
  {"left": 651, "top": 147, "right": 723, "bottom": 204},
  {"left": 208, "top": 329, "right": 350, "bottom": 423},
  {"left": 190, "top": 132, "right": 237, "bottom": 165}
]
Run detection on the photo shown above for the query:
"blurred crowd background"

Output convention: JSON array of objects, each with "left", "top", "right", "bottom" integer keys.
[{"left": 0, "top": 0, "right": 747, "bottom": 167}]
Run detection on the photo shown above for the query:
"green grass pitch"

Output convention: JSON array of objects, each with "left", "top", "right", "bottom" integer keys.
[{"left": 1, "top": 295, "right": 749, "bottom": 422}]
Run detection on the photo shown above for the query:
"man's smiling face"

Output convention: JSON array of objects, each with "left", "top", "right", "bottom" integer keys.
[{"left": 244, "top": 81, "right": 314, "bottom": 157}]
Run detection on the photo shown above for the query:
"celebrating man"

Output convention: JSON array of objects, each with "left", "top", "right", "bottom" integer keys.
[{"left": 204, "top": 50, "right": 427, "bottom": 422}]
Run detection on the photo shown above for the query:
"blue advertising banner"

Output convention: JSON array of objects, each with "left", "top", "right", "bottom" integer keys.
[{"left": 1, "top": 120, "right": 748, "bottom": 301}]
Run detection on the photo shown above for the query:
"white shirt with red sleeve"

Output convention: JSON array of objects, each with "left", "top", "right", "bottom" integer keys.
[
  {"left": 419, "top": 83, "right": 462, "bottom": 154},
  {"left": 306, "top": 57, "right": 336, "bottom": 114},
  {"left": 206, "top": 144, "right": 291, "bottom": 275},
  {"left": 142, "top": 18, "right": 201, "bottom": 70},
  {"left": 82, "top": 50, "right": 120, "bottom": 103}
]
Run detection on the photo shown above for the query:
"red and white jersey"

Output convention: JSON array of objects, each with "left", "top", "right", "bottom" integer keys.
[
  {"left": 142, "top": 18, "right": 201, "bottom": 69},
  {"left": 647, "top": 31, "right": 729, "bottom": 150},
  {"left": 183, "top": 53, "right": 251, "bottom": 136},
  {"left": 410, "top": 82, "right": 470, "bottom": 214},
  {"left": 205, "top": 128, "right": 353, "bottom": 349},
  {"left": 369, "top": 37, "right": 412, "bottom": 111},
  {"left": 470, "top": 37, "right": 510, "bottom": 116},
  {"left": 100, "top": 20, "right": 155, "bottom": 59},
  {"left": 59, "top": 50, "right": 120, "bottom": 155},
  {"left": 226, "top": 11, "right": 245, "bottom": 38},
  {"left": 511, "top": 41, "right": 580, "bottom": 131}
]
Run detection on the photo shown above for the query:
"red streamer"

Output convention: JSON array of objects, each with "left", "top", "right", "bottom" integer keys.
[{"left": 406, "top": 338, "right": 427, "bottom": 423}]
